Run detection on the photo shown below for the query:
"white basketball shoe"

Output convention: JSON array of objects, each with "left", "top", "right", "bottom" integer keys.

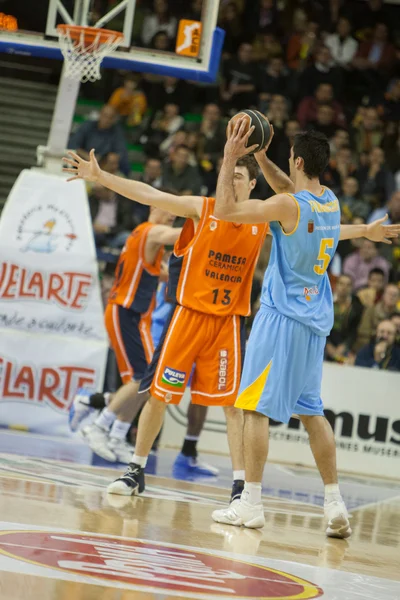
[
  {"left": 324, "top": 499, "right": 352, "bottom": 539},
  {"left": 69, "top": 388, "right": 94, "bottom": 432},
  {"left": 108, "top": 437, "right": 135, "bottom": 464},
  {"left": 82, "top": 424, "right": 116, "bottom": 462},
  {"left": 212, "top": 492, "right": 265, "bottom": 529}
]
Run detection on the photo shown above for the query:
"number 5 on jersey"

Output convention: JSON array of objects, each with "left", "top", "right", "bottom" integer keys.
[{"left": 314, "top": 238, "right": 334, "bottom": 275}]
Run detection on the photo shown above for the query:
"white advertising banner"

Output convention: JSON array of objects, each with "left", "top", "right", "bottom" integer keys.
[
  {"left": 163, "top": 363, "right": 400, "bottom": 479},
  {"left": 0, "top": 169, "right": 108, "bottom": 433}
]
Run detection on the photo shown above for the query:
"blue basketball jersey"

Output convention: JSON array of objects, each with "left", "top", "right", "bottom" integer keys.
[{"left": 261, "top": 187, "right": 341, "bottom": 336}]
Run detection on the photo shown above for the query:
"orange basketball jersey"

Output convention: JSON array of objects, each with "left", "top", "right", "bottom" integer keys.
[
  {"left": 168, "top": 197, "right": 268, "bottom": 316},
  {"left": 108, "top": 222, "right": 163, "bottom": 313}
]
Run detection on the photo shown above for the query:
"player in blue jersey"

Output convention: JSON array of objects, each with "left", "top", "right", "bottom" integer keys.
[{"left": 211, "top": 120, "right": 400, "bottom": 538}]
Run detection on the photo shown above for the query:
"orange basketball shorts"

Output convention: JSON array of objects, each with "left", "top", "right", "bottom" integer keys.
[
  {"left": 139, "top": 305, "right": 246, "bottom": 406},
  {"left": 104, "top": 303, "right": 154, "bottom": 384}
]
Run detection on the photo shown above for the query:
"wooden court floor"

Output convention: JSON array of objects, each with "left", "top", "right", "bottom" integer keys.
[{"left": 0, "top": 445, "right": 399, "bottom": 600}]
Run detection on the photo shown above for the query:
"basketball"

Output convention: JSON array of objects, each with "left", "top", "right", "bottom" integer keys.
[{"left": 228, "top": 109, "right": 271, "bottom": 154}]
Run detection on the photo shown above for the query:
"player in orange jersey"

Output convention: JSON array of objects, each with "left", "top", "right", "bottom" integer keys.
[
  {"left": 63, "top": 142, "right": 294, "bottom": 497},
  {"left": 70, "top": 207, "right": 181, "bottom": 463}
]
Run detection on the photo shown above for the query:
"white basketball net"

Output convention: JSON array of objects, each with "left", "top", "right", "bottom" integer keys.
[{"left": 58, "top": 27, "right": 123, "bottom": 83}]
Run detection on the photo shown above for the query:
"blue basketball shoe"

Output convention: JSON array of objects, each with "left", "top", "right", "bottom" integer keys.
[{"left": 173, "top": 452, "right": 219, "bottom": 478}]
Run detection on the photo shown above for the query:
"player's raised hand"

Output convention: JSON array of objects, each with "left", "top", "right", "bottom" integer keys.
[
  {"left": 62, "top": 148, "right": 101, "bottom": 182},
  {"left": 225, "top": 117, "right": 258, "bottom": 160},
  {"left": 365, "top": 214, "right": 400, "bottom": 244}
]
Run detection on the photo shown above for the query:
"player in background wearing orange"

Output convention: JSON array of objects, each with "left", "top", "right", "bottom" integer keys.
[
  {"left": 70, "top": 207, "right": 181, "bottom": 463},
  {"left": 63, "top": 137, "right": 294, "bottom": 499}
]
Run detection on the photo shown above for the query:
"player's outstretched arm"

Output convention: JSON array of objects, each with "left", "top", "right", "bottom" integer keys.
[
  {"left": 254, "top": 125, "right": 295, "bottom": 194},
  {"left": 340, "top": 214, "right": 400, "bottom": 244},
  {"left": 62, "top": 149, "right": 203, "bottom": 219},
  {"left": 147, "top": 226, "right": 182, "bottom": 246}
]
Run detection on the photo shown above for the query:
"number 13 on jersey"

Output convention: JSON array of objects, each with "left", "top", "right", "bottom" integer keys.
[{"left": 313, "top": 238, "right": 334, "bottom": 275}]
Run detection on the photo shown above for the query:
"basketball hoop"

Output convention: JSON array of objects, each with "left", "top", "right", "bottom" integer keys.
[{"left": 57, "top": 24, "right": 124, "bottom": 83}]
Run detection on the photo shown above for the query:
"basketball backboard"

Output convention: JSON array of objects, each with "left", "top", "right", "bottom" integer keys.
[{"left": 0, "top": 0, "right": 224, "bottom": 82}]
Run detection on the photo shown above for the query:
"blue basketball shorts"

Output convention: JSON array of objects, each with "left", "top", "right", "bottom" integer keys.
[{"left": 235, "top": 307, "right": 326, "bottom": 423}]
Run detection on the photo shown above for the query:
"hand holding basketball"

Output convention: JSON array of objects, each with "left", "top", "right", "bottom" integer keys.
[
  {"left": 224, "top": 117, "right": 258, "bottom": 160},
  {"left": 254, "top": 124, "right": 274, "bottom": 157},
  {"left": 62, "top": 148, "right": 101, "bottom": 182},
  {"left": 226, "top": 110, "right": 272, "bottom": 158}
]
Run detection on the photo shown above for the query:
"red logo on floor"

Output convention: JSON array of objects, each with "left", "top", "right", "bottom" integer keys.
[{"left": 0, "top": 530, "right": 322, "bottom": 599}]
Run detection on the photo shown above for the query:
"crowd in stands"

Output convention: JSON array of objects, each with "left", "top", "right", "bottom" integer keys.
[{"left": 69, "top": 0, "right": 400, "bottom": 372}]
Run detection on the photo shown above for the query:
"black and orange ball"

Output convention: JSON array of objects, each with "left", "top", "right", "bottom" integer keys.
[{"left": 228, "top": 109, "right": 271, "bottom": 154}]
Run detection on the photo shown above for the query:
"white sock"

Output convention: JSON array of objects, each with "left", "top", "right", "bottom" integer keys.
[
  {"left": 185, "top": 435, "right": 199, "bottom": 441},
  {"left": 233, "top": 470, "right": 245, "bottom": 481},
  {"left": 94, "top": 408, "right": 116, "bottom": 431},
  {"left": 132, "top": 454, "right": 147, "bottom": 468},
  {"left": 243, "top": 481, "right": 262, "bottom": 505},
  {"left": 109, "top": 419, "right": 131, "bottom": 440},
  {"left": 324, "top": 483, "right": 342, "bottom": 504},
  {"left": 104, "top": 392, "right": 111, "bottom": 406}
]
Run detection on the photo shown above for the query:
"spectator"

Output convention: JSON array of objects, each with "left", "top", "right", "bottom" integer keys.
[
  {"left": 379, "top": 78, "right": 400, "bottom": 122},
  {"left": 246, "top": 0, "right": 278, "bottom": 35},
  {"left": 196, "top": 103, "right": 226, "bottom": 168},
  {"left": 141, "top": 157, "right": 163, "bottom": 189},
  {"left": 218, "top": 2, "right": 245, "bottom": 58},
  {"left": 355, "top": 283, "right": 400, "bottom": 350},
  {"left": 308, "top": 104, "right": 337, "bottom": 138},
  {"left": 354, "top": 0, "right": 390, "bottom": 36},
  {"left": 185, "top": 0, "right": 203, "bottom": 21},
  {"left": 297, "top": 83, "right": 345, "bottom": 129},
  {"left": 325, "top": 274, "right": 364, "bottom": 363},
  {"left": 325, "top": 17, "right": 358, "bottom": 69},
  {"left": 221, "top": 43, "right": 261, "bottom": 110},
  {"left": 69, "top": 105, "right": 129, "bottom": 175},
  {"left": 343, "top": 239, "right": 390, "bottom": 291},
  {"left": 329, "top": 128, "right": 350, "bottom": 158},
  {"left": 355, "top": 319, "right": 400, "bottom": 371},
  {"left": 381, "top": 121, "right": 400, "bottom": 174},
  {"left": 356, "top": 147, "right": 395, "bottom": 208},
  {"left": 319, "top": 0, "right": 348, "bottom": 34},
  {"left": 259, "top": 57, "right": 289, "bottom": 107},
  {"left": 357, "top": 267, "right": 386, "bottom": 308},
  {"left": 145, "top": 103, "right": 184, "bottom": 156},
  {"left": 299, "top": 46, "right": 343, "bottom": 98},
  {"left": 266, "top": 95, "right": 289, "bottom": 131},
  {"left": 162, "top": 145, "right": 203, "bottom": 195},
  {"left": 141, "top": 0, "right": 177, "bottom": 47},
  {"left": 351, "top": 106, "right": 383, "bottom": 154},
  {"left": 108, "top": 74, "right": 148, "bottom": 126},
  {"left": 252, "top": 31, "right": 283, "bottom": 63},
  {"left": 333, "top": 146, "right": 358, "bottom": 183},
  {"left": 89, "top": 153, "right": 134, "bottom": 248},
  {"left": 352, "top": 23, "right": 396, "bottom": 76},
  {"left": 322, "top": 147, "right": 357, "bottom": 195},
  {"left": 150, "top": 31, "right": 173, "bottom": 51},
  {"left": 392, "top": 312, "right": 400, "bottom": 344},
  {"left": 146, "top": 76, "right": 189, "bottom": 113},
  {"left": 185, "top": 131, "right": 201, "bottom": 165},
  {"left": 286, "top": 16, "right": 319, "bottom": 71},
  {"left": 339, "top": 176, "right": 371, "bottom": 222},
  {"left": 160, "top": 130, "right": 188, "bottom": 160}
]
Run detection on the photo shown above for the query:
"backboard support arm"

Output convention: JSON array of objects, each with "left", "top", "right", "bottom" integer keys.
[{"left": 43, "top": 66, "right": 80, "bottom": 170}]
